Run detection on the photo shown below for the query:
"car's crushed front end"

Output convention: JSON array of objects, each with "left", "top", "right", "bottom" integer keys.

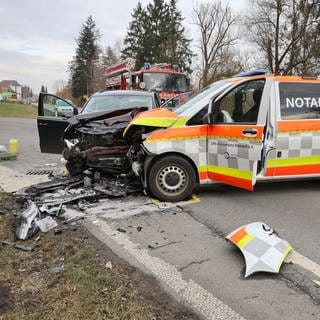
[{"left": 61, "top": 107, "right": 180, "bottom": 195}]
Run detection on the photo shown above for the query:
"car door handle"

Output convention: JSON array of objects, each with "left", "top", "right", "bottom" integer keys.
[
  {"left": 242, "top": 128, "right": 258, "bottom": 136},
  {"left": 39, "top": 122, "right": 48, "bottom": 126}
]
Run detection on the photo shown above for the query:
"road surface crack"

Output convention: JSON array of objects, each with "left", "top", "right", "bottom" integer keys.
[{"left": 179, "top": 258, "right": 211, "bottom": 272}]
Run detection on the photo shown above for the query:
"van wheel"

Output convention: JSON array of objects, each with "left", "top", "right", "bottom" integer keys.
[{"left": 147, "top": 155, "right": 196, "bottom": 202}]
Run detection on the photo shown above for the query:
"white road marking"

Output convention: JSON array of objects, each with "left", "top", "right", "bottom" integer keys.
[
  {"left": 285, "top": 250, "right": 320, "bottom": 279},
  {"left": 89, "top": 215, "right": 246, "bottom": 320}
]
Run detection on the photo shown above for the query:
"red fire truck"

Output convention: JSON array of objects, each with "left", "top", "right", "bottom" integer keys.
[{"left": 104, "top": 59, "right": 190, "bottom": 102}]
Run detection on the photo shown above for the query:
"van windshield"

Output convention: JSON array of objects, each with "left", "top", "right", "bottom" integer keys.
[{"left": 174, "top": 80, "right": 229, "bottom": 115}]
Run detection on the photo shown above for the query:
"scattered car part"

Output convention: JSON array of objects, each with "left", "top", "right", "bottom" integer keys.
[
  {"left": 16, "top": 176, "right": 83, "bottom": 199},
  {"left": 61, "top": 208, "right": 86, "bottom": 222},
  {"left": 35, "top": 216, "right": 58, "bottom": 232},
  {"left": 14, "top": 201, "right": 39, "bottom": 240},
  {"left": 39, "top": 203, "right": 63, "bottom": 216},
  {"left": 1, "top": 240, "right": 34, "bottom": 251},
  {"left": 226, "top": 222, "right": 292, "bottom": 277},
  {"left": 48, "top": 263, "right": 65, "bottom": 274}
]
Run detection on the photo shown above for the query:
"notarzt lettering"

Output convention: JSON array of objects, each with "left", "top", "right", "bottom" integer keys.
[{"left": 286, "top": 97, "right": 320, "bottom": 108}]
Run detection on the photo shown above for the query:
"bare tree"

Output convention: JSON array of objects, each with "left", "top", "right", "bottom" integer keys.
[
  {"left": 53, "top": 79, "right": 67, "bottom": 95},
  {"left": 193, "top": 1, "right": 239, "bottom": 87},
  {"left": 246, "top": 0, "right": 320, "bottom": 75}
]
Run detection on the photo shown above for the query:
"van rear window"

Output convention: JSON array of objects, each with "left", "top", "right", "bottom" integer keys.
[{"left": 279, "top": 82, "right": 320, "bottom": 120}]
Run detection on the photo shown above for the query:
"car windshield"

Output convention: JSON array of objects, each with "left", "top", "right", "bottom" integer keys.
[
  {"left": 174, "top": 80, "right": 229, "bottom": 115},
  {"left": 81, "top": 95, "right": 154, "bottom": 114},
  {"left": 143, "top": 72, "right": 187, "bottom": 92},
  {"left": 56, "top": 100, "right": 71, "bottom": 107}
]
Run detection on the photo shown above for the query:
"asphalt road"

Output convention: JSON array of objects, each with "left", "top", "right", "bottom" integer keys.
[
  {"left": 1, "top": 117, "right": 319, "bottom": 320},
  {"left": 0, "top": 117, "right": 61, "bottom": 172}
]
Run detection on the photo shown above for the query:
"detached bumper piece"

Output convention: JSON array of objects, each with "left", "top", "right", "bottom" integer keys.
[
  {"left": 226, "top": 222, "right": 292, "bottom": 277},
  {"left": 14, "top": 200, "right": 40, "bottom": 240}
]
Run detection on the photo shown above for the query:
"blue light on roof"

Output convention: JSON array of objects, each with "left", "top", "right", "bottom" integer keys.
[
  {"left": 232, "top": 69, "right": 271, "bottom": 77},
  {"left": 173, "top": 65, "right": 180, "bottom": 72},
  {"left": 144, "top": 63, "right": 151, "bottom": 70}
]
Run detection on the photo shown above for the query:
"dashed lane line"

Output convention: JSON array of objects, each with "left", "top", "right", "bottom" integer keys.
[{"left": 88, "top": 216, "right": 246, "bottom": 320}]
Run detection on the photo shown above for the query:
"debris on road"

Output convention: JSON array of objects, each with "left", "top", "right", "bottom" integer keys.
[
  {"left": 48, "top": 263, "right": 65, "bottom": 274},
  {"left": 0, "top": 191, "right": 198, "bottom": 320},
  {"left": 226, "top": 222, "right": 292, "bottom": 277},
  {"left": 11, "top": 171, "right": 146, "bottom": 240},
  {"left": 35, "top": 216, "right": 58, "bottom": 232},
  {"left": 10, "top": 150, "right": 195, "bottom": 241},
  {"left": 14, "top": 200, "right": 39, "bottom": 240},
  {"left": 1, "top": 240, "right": 34, "bottom": 252}
]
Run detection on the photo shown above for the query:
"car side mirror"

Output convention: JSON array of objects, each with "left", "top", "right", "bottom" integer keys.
[{"left": 73, "top": 107, "right": 78, "bottom": 115}]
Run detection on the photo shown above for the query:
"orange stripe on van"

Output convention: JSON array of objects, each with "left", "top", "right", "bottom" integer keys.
[
  {"left": 265, "top": 168, "right": 275, "bottom": 176},
  {"left": 267, "top": 164, "right": 320, "bottom": 176},
  {"left": 208, "top": 125, "right": 264, "bottom": 140},
  {"left": 278, "top": 120, "right": 320, "bottom": 132},
  {"left": 147, "top": 124, "right": 264, "bottom": 141},
  {"left": 147, "top": 126, "right": 207, "bottom": 141},
  {"left": 207, "top": 171, "right": 253, "bottom": 191},
  {"left": 199, "top": 171, "right": 207, "bottom": 180},
  {"left": 275, "top": 76, "right": 320, "bottom": 83}
]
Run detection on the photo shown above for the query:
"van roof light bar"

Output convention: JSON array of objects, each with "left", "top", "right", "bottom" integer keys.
[{"left": 232, "top": 69, "right": 271, "bottom": 78}]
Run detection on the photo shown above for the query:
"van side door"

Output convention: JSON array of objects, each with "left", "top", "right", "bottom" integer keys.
[{"left": 206, "top": 78, "right": 271, "bottom": 190}]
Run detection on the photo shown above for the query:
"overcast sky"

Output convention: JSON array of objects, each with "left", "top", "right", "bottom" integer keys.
[{"left": 0, "top": 0, "right": 246, "bottom": 94}]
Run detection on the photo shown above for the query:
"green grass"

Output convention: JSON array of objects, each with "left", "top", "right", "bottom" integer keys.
[{"left": 0, "top": 102, "right": 37, "bottom": 118}]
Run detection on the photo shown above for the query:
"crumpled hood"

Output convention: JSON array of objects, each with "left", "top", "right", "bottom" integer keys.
[
  {"left": 64, "top": 107, "right": 147, "bottom": 139},
  {"left": 123, "top": 108, "right": 178, "bottom": 136}
]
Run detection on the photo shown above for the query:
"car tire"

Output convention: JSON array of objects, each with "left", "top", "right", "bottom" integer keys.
[{"left": 147, "top": 155, "right": 196, "bottom": 202}]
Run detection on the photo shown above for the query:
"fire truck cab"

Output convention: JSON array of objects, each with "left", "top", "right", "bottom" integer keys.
[
  {"left": 130, "top": 63, "right": 189, "bottom": 102},
  {"left": 105, "top": 59, "right": 190, "bottom": 103}
]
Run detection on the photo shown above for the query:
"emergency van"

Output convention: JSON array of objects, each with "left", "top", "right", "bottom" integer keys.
[{"left": 124, "top": 70, "right": 320, "bottom": 202}]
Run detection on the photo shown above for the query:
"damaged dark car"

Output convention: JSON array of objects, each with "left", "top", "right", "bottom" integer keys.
[
  {"left": 37, "top": 91, "right": 160, "bottom": 192},
  {"left": 38, "top": 87, "right": 200, "bottom": 203}
]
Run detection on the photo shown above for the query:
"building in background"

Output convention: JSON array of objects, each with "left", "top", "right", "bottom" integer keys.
[{"left": 0, "top": 80, "right": 31, "bottom": 101}]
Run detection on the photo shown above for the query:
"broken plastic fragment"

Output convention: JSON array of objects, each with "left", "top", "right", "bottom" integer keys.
[
  {"left": 61, "top": 208, "right": 85, "bottom": 222},
  {"left": 48, "top": 263, "right": 65, "bottom": 274},
  {"left": 226, "top": 222, "right": 292, "bottom": 277},
  {"left": 14, "top": 200, "right": 40, "bottom": 240},
  {"left": 35, "top": 216, "right": 58, "bottom": 232}
]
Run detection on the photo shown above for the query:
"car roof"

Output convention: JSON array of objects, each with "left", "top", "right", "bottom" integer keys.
[{"left": 91, "top": 90, "right": 156, "bottom": 97}]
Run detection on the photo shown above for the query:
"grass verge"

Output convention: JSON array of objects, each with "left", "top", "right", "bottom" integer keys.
[
  {"left": 0, "top": 192, "right": 196, "bottom": 320},
  {"left": 0, "top": 103, "right": 37, "bottom": 118}
]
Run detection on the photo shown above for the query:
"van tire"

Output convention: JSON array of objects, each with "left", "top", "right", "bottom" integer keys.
[{"left": 147, "top": 155, "right": 196, "bottom": 202}]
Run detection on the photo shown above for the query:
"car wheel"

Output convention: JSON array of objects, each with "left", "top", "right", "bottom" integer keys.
[{"left": 147, "top": 155, "right": 196, "bottom": 202}]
